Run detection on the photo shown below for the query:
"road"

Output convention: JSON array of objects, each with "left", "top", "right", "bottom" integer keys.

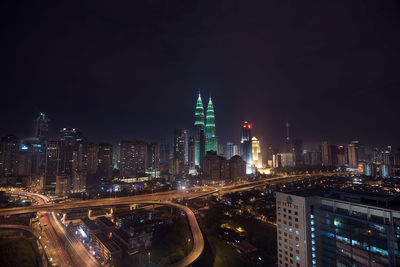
[{"left": 0, "top": 173, "right": 337, "bottom": 266}]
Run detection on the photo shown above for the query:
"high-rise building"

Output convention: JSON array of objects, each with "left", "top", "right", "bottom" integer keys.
[
  {"left": 202, "top": 151, "right": 229, "bottom": 185},
  {"left": 303, "top": 150, "right": 322, "bottom": 166},
  {"left": 229, "top": 155, "right": 246, "bottom": 181},
  {"left": 173, "top": 129, "right": 187, "bottom": 165},
  {"left": 119, "top": 140, "right": 147, "bottom": 178},
  {"left": 205, "top": 98, "right": 218, "bottom": 154},
  {"left": 285, "top": 121, "right": 291, "bottom": 152},
  {"left": 240, "top": 121, "right": 252, "bottom": 173},
  {"left": 321, "top": 141, "right": 338, "bottom": 166},
  {"left": 147, "top": 142, "right": 159, "bottom": 177},
  {"left": 194, "top": 94, "right": 205, "bottom": 167},
  {"left": 55, "top": 174, "right": 70, "bottom": 194},
  {"left": 188, "top": 136, "right": 195, "bottom": 170},
  {"left": 273, "top": 153, "right": 295, "bottom": 168},
  {"left": 348, "top": 141, "right": 359, "bottom": 168},
  {"left": 290, "top": 139, "right": 303, "bottom": 165},
  {"left": 59, "top": 127, "right": 84, "bottom": 146},
  {"left": 34, "top": 113, "right": 49, "bottom": 142},
  {"left": 80, "top": 142, "right": 97, "bottom": 175},
  {"left": 44, "top": 140, "right": 63, "bottom": 189},
  {"left": 233, "top": 144, "right": 239, "bottom": 157},
  {"left": 251, "top": 137, "right": 263, "bottom": 169},
  {"left": 276, "top": 189, "right": 399, "bottom": 267},
  {"left": 0, "top": 135, "right": 19, "bottom": 177},
  {"left": 337, "top": 145, "right": 347, "bottom": 166},
  {"left": 97, "top": 143, "right": 113, "bottom": 182},
  {"left": 226, "top": 142, "right": 234, "bottom": 160}
]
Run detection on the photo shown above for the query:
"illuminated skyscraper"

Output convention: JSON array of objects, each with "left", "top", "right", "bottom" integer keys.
[
  {"left": 205, "top": 98, "right": 218, "bottom": 154},
  {"left": 251, "top": 137, "right": 263, "bottom": 169},
  {"left": 194, "top": 93, "right": 205, "bottom": 167},
  {"left": 240, "top": 121, "right": 252, "bottom": 173},
  {"left": 174, "top": 128, "right": 187, "bottom": 165},
  {"left": 97, "top": 143, "right": 113, "bottom": 182}
]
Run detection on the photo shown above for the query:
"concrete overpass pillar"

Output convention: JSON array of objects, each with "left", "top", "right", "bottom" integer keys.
[
  {"left": 62, "top": 213, "right": 66, "bottom": 221},
  {"left": 88, "top": 209, "right": 92, "bottom": 218}
]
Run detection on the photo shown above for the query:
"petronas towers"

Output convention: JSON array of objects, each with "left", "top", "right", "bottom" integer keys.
[{"left": 194, "top": 93, "right": 218, "bottom": 167}]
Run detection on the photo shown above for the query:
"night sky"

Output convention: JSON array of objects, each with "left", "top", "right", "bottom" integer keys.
[{"left": 1, "top": 1, "right": 400, "bottom": 149}]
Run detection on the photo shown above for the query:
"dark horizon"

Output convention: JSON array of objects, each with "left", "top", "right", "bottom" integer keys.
[{"left": 1, "top": 1, "right": 400, "bottom": 149}]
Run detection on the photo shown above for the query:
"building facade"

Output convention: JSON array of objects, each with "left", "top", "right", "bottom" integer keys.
[
  {"left": 276, "top": 189, "right": 399, "bottom": 267},
  {"left": 119, "top": 140, "right": 147, "bottom": 178},
  {"left": 240, "top": 121, "right": 252, "bottom": 173},
  {"left": 205, "top": 98, "right": 218, "bottom": 154}
]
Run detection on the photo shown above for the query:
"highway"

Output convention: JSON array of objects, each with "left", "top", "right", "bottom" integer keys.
[{"left": 0, "top": 173, "right": 337, "bottom": 266}]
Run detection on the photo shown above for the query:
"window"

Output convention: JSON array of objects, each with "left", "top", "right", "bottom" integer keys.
[
  {"left": 289, "top": 210, "right": 292, "bottom": 214},
  {"left": 289, "top": 216, "right": 292, "bottom": 220},
  {"left": 295, "top": 230, "right": 299, "bottom": 235},
  {"left": 296, "top": 256, "right": 300, "bottom": 261},
  {"left": 295, "top": 224, "right": 299, "bottom": 228},
  {"left": 295, "top": 211, "right": 298, "bottom": 215},
  {"left": 284, "top": 208, "right": 287, "bottom": 212},
  {"left": 296, "top": 250, "right": 299, "bottom": 254},
  {"left": 295, "top": 218, "right": 298, "bottom": 222}
]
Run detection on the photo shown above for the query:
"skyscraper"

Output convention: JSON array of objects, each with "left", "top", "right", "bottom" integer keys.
[
  {"left": 34, "top": 113, "right": 49, "bottom": 142},
  {"left": 226, "top": 142, "right": 234, "bottom": 160},
  {"left": 0, "top": 135, "right": 19, "bottom": 177},
  {"left": 205, "top": 98, "right": 218, "bottom": 154},
  {"left": 119, "top": 140, "right": 147, "bottom": 178},
  {"left": 194, "top": 94, "right": 205, "bottom": 167},
  {"left": 188, "top": 136, "right": 195, "bottom": 170},
  {"left": 147, "top": 142, "right": 160, "bottom": 176},
  {"left": 80, "top": 142, "right": 97, "bottom": 175},
  {"left": 173, "top": 128, "right": 187, "bottom": 165},
  {"left": 59, "top": 127, "right": 83, "bottom": 146},
  {"left": 251, "top": 137, "right": 263, "bottom": 169},
  {"left": 97, "top": 143, "right": 113, "bottom": 182},
  {"left": 240, "top": 121, "right": 252, "bottom": 173},
  {"left": 348, "top": 141, "right": 359, "bottom": 168},
  {"left": 44, "top": 140, "right": 62, "bottom": 189}
]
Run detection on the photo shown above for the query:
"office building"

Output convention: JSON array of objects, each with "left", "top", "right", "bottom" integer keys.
[
  {"left": 205, "top": 98, "right": 218, "bottom": 153},
  {"left": 194, "top": 93, "right": 205, "bottom": 167},
  {"left": 226, "top": 142, "right": 234, "bottom": 160},
  {"left": 173, "top": 129, "right": 187, "bottom": 165},
  {"left": 55, "top": 174, "right": 70, "bottom": 194},
  {"left": 202, "top": 151, "right": 229, "bottom": 185},
  {"left": 80, "top": 142, "right": 97, "bottom": 175},
  {"left": 348, "top": 141, "right": 359, "bottom": 169},
  {"left": 147, "top": 142, "right": 159, "bottom": 177},
  {"left": 276, "top": 189, "right": 399, "bottom": 267},
  {"left": 119, "top": 140, "right": 147, "bottom": 178},
  {"left": 240, "top": 121, "right": 252, "bottom": 173},
  {"left": 97, "top": 143, "right": 113, "bottom": 182},
  {"left": 290, "top": 139, "right": 303, "bottom": 165},
  {"left": 251, "top": 137, "right": 263, "bottom": 169},
  {"left": 34, "top": 113, "right": 49, "bottom": 142},
  {"left": 229, "top": 155, "right": 246, "bottom": 181},
  {"left": 188, "top": 136, "right": 195, "bottom": 170},
  {"left": 337, "top": 145, "right": 347, "bottom": 166},
  {"left": 59, "top": 127, "right": 83, "bottom": 146},
  {"left": 44, "top": 140, "right": 63, "bottom": 188},
  {"left": 273, "top": 153, "right": 295, "bottom": 168},
  {"left": 303, "top": 151, "right": 322, "bottom": 166},
  {"left": 0, "top": 135, "right": 19, "bottom": 177},
  {"left": 321, "top": 141, "right": 338, "bottom": 166}
]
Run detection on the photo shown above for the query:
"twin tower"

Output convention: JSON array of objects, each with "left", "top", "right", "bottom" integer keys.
[{"left": 194, "top": 93, "right": 218, "bottom": 167}]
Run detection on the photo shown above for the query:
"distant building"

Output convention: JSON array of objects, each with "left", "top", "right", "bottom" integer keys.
[
  {"left": 337, "top": 145, "right": 347, "bottom": 166},
  {"left": 321, "top": 141, "right": 337, "bottom": 166},
  {"left": 205, "top": 98, "right": 218, "bottom": 154},
  {"left": 251, "top": 137, "right": 263, "bottom": 169},
  {"left": 168, "top": 157, "right": 180, "bottom": 176},
  {"left": 303, "top": 150, "right": 321, "bottom": 166},
  {"left": 97, "top": 143, "right": 113, "bottom": 182},
  {"left": 226, "top": 142, "right": 234, "bottom": 160},
  {"left": 44, "top": 140, "right": 63, "bottom": 189},
  {"left": 273, "top": 153, "right": 295, "bottom": 168},
  {"left": 202, "top": 151, "right": 229, "bottom": 185},
  {"left": 55, "top": 174, "right": 70, "bottom": 194},
  {"left": 348, "top": 141, "right": 359, "bottom": 168},
  {"left": 229, "top": 155, "right": 246, "bottom": 181},
  {"left": 80, "top": 142, "right": 97, "bottom": 175},
  {"left": 0, "top": 135, "right": 19, "bottom": 177},
  {"left": 290, "top": 139, "right": 303, "bottom": 165},
  {"left": 146, "top": 142, "right": 159, "bottom": 176},
  {"left": 173, "top": 129, "right": 187, "bottom": 166},
  {"left": 194, "top": 93, "right": 205, "bottom": 167},
  {"left": 188, "top": 136, "right": 195, "bottom": 170},
  {"left": 34, "top": 113, "right": 49, "bottom": 142},
  {"left": 119, "top": 140, "right": 147, "bottom": 178},
  {"left": 240, "top": 121, "right": 252, "bottom": 173},
  {"left": 59, "top": 127, "right": 83, "bottom": 146}
]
